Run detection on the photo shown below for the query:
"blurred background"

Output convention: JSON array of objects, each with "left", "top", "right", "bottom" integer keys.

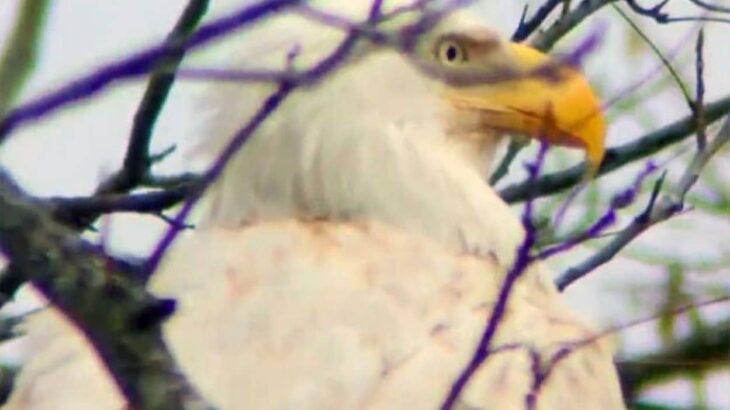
[{"left": 0, "top": 1, "right": 728, "bottom": 408}]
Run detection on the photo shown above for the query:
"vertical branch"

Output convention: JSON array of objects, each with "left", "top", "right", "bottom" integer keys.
[
  {"left": 98, "top": 0, "right": 210, "bottom": 195},
  {"left": 0, "top": 0, "right": 51, "bottom": 118},
  {"left": 691, "top": 29, "right": 706, "bottom": 150},
  {"left": 440, "top": 143, "right": 549, "bottom": 410}
]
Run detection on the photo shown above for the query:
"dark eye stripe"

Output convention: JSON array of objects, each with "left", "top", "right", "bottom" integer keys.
[{"left": 436, "top": 33, "right": 501, "bottom": 61}]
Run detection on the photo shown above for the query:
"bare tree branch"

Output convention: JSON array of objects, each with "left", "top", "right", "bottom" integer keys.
[
  {"left": 499, "top": 95, "right": 730, "bottom": 204},
  {"left": 441, "top": 143, "right": 550, "bottom": 410},
  {"left": 97, "top": 0, "right": 210, "bottom": 196},
  {"left": 512, "top": 0, "right": 565, "bottom": 42},
  {"left": 0, "top": 0, "right": 301, "bottom": 142},
  {"left": 49, "top": 185, "right": 194, "bottom": 224},
  {"left": 0, "top": 170, "right": 216, "bottom": 410},
  {"left": 142, "top": 0, "right": 471, "bottom": 277},
  {"left": 625, "top": 0, "right": 730, "bottom": 24},
  {"left": 556, "top": 115, "right": 730, "bottom": 290},
  {"left": 531, "top": 0, "right": 618, "bottom": 51}
]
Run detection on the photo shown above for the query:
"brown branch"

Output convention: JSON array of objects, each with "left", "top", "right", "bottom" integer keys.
[{"left": 0, "top": 169, "right": 216, "bottom": 410}]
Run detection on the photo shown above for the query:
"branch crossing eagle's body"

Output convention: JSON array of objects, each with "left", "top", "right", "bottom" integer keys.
[{"left": 5, "top": 1, "right": 623, "bottom": 409}]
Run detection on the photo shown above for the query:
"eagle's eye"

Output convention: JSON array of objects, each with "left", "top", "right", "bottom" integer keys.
[{"left": 436, "top": 38, "right": 468, "bottom": 65}]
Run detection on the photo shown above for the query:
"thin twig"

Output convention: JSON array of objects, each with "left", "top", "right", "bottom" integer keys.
[
  {"left": 97, "top": 0, "right": 210, "bottom": 195},
  {"left": 612, "top": 3, "right": 694, "bottom": 108},
  {"left": 556, "top": 116, "right": 730, "bottom": 290},
  {"left": 143, "top": 0, "right": 400, "bottom": 278},
  {"left": 531, "top": 0, "right": 618, "bottom": 51},
  {"left": 440, "top": 143, "right": 549, "bottom": 410},
  {"left": 691, "top": 30, "right": 707, "bottom": 150},
  {"left": 625, "top": 0, "right": 730, "bottom": 24},
  {"left": 512, "top": 0, "right": 565, "bottom": 41},
  {"left": 0, "top": 0, "right": 302, "bottom": 142}
]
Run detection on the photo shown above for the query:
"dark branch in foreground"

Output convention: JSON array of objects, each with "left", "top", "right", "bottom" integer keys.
[
  {"left": 441, "top": 144, "right": 550, "bottom": 410},
  {"left": 0, "top": 171, "right": 215, "bottom": 410},
  {"left": 97, "top": 0, "right": 209, "bottom": 196},
  {"left": 531, "top": 0, "right": 618, "bottom": 51},
  {"left": 49, "top": 185, "right": 195, "bottom": 227},
  {"left": 500, "top": 95, "right": 730, "bottom": 204},
  {"left": 512, "top": 0, "right": 564, "bottom": 42}
]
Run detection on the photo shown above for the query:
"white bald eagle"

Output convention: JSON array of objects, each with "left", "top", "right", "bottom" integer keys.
[{"left": 5, "top": 2, "right": 623, "bottom": 410}]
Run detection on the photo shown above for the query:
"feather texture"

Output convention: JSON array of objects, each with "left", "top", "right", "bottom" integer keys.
[{"left": 6, "top": 221, "right": 624, "bottom": 410}]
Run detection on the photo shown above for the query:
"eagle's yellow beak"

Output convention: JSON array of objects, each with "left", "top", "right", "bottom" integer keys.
[{"left": 446, "top": 43, "right": 606, "bottom": 172}]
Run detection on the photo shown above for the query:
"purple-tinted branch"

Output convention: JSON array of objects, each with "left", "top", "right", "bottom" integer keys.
[
  {"left": 440, "top": 143, "right": 549, "bottom": 410},
  {"left": 143, "top": 85, "right": 292, "bottom": 278},
  {"left": 485, "top": 295, "right": 730, "bottom": 408},
  {"left": 550, "top": 183, "right": 589, "bottom": 229},
  {"left": 0, "top": 0, "right": 301, "bottom": 142},
  {"left": 143, "top": 0, "right": 388, "bottom": 278},
  {"left": 500, "top": 95, "right": 730, "bottom": 204},
  {"left": 0, "top": 0, "right": 471, "bottom": 148},
  {"left": 176, "top": 67, "right": 294, "bottom": 83},
  {"left": 537, "top": 211, "right": 617, "bottom": 259},
  {"left": 556, "top": 116, "right": 730, "bottom": 290},
  {"left": 175, "top": 20, "right": 603, "bottom": 94},
  {"left": 625, "top": 0, "right": 730, "bottom": 24},
  {"left": 611, "top": 160, "right": 659, "bottom": 208},
  {"left": 540, "top": 160, "right": 658, "bottom": 260}
]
